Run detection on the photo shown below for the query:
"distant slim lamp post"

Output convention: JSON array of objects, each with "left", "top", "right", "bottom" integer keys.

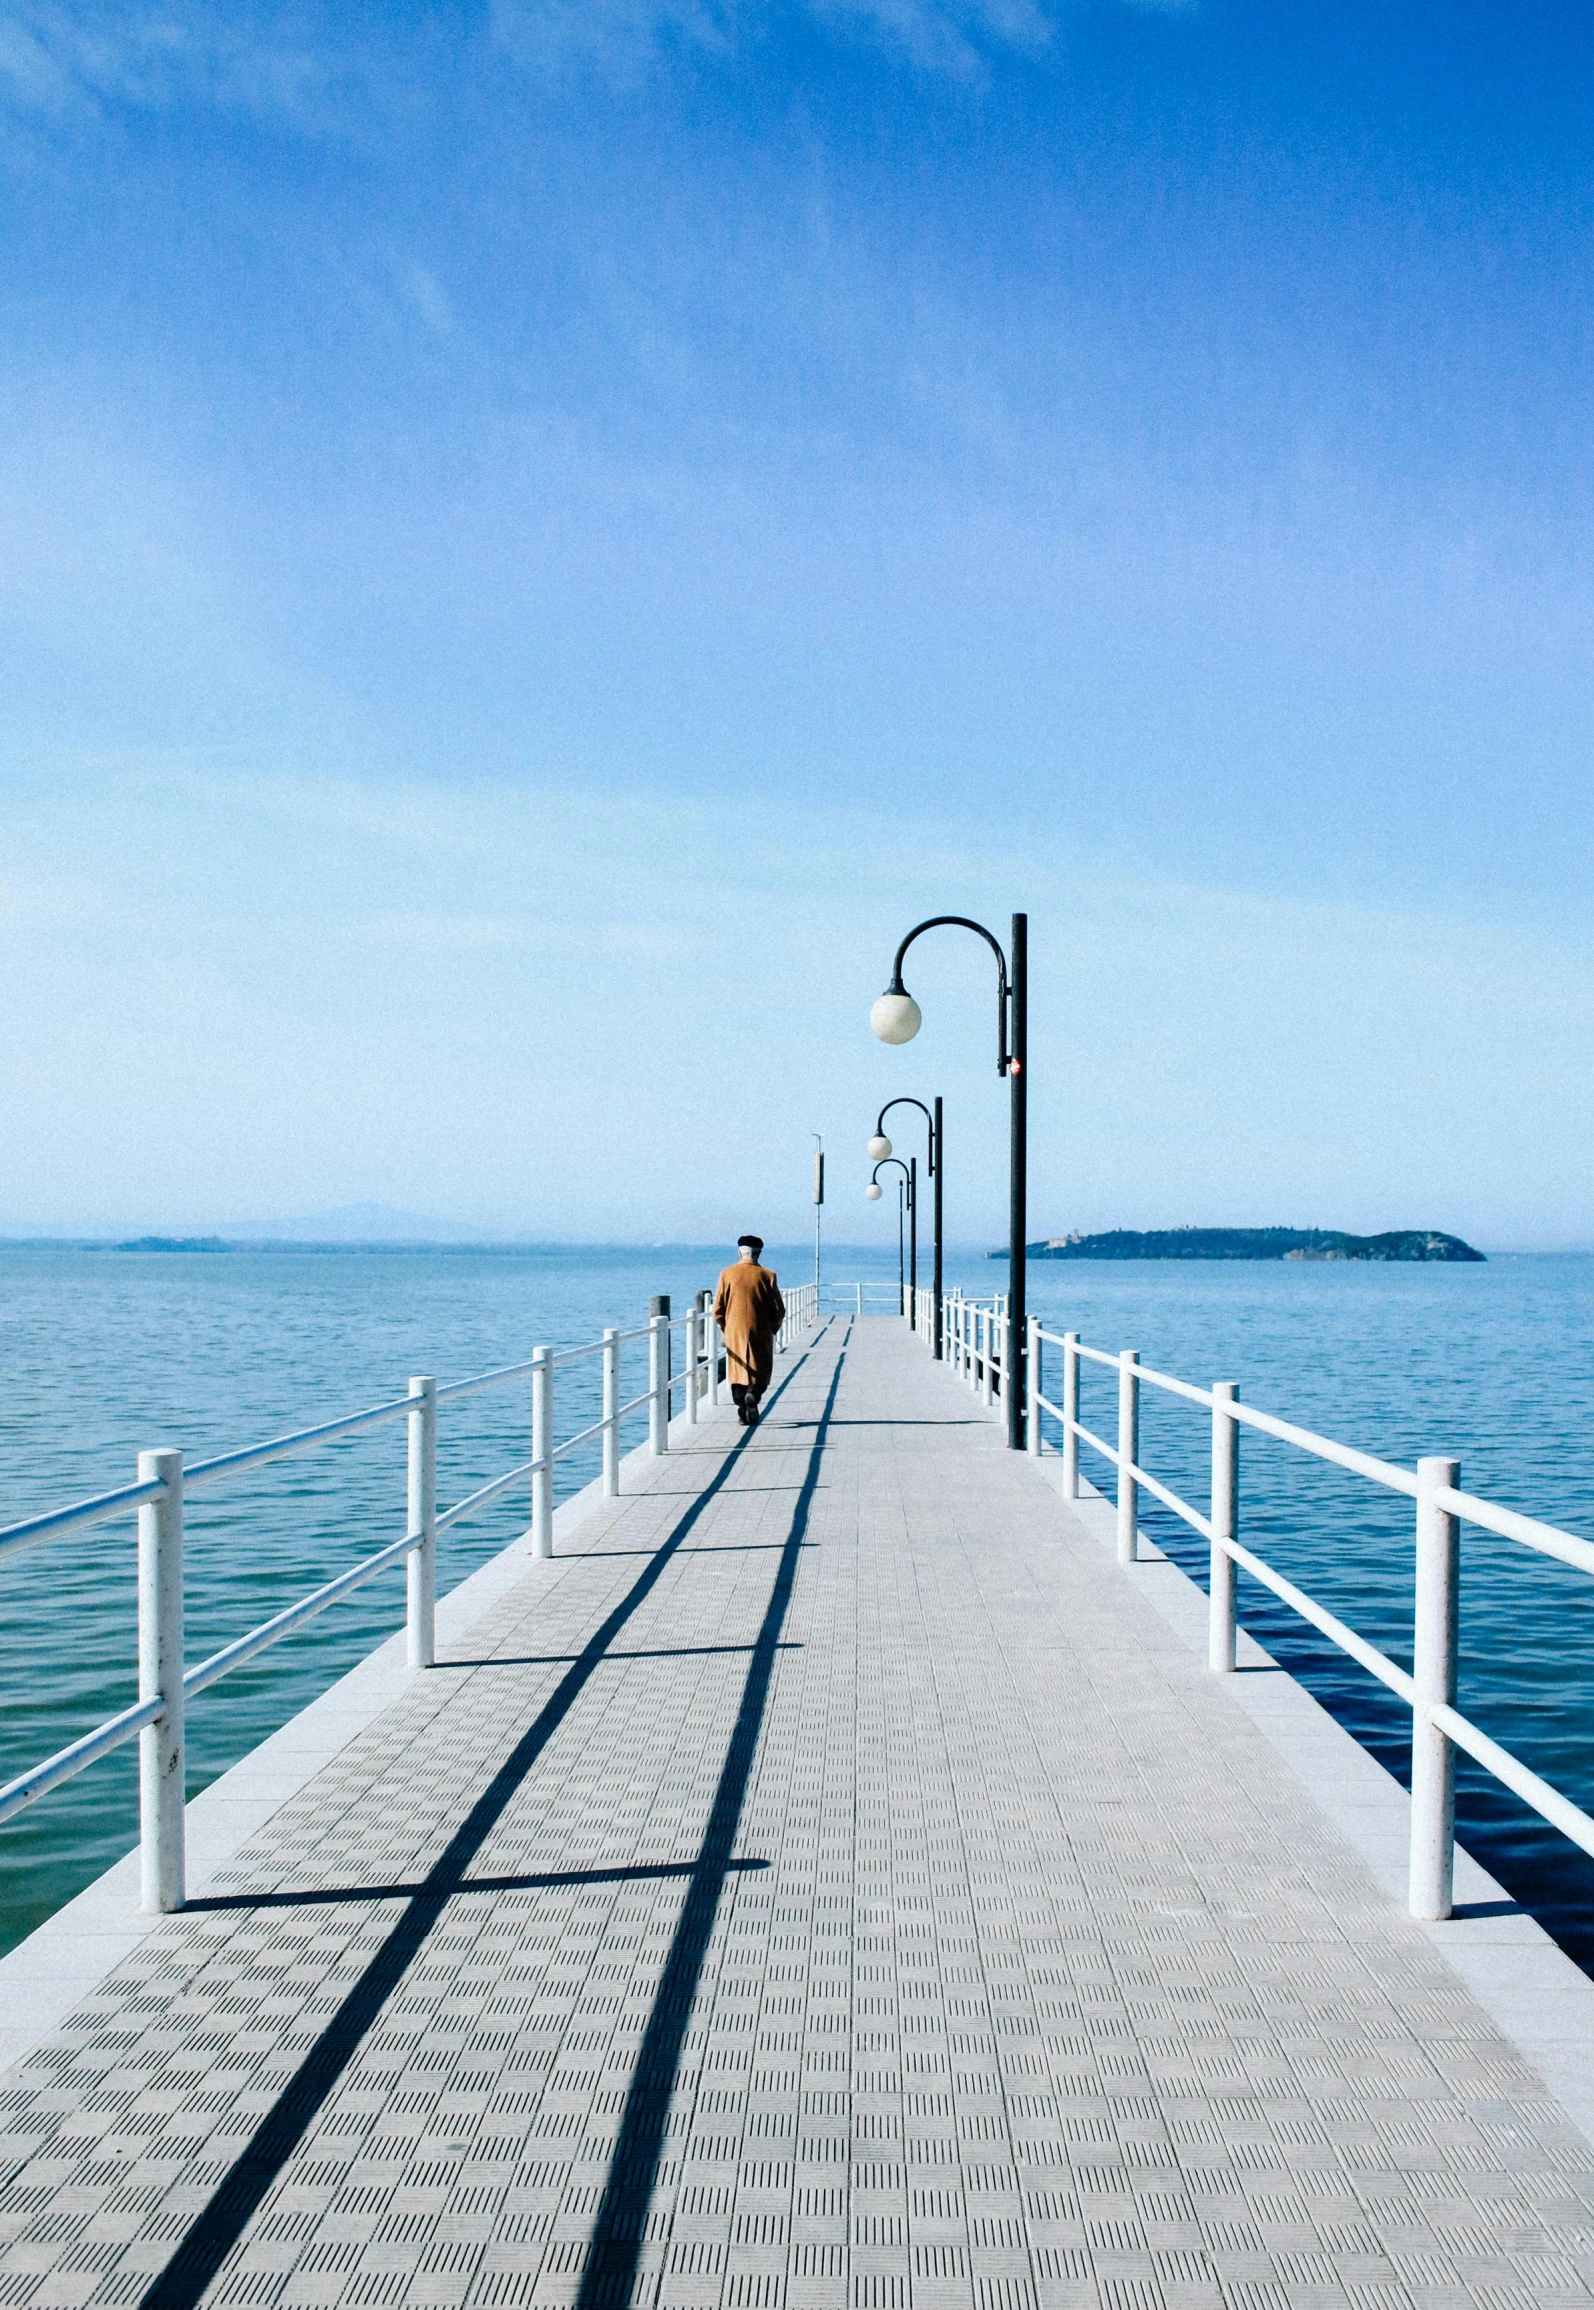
[
  {"left": 871, "top": 913, "right": 1027, "bottom": 1448},
  {"left": 868, "top": 1157, "right": 915, "bottom": 1318},
  {"left": 868, "top": 1095, "right": 942, "bottom": 1357},
  {"left": 812, "top": 1133, "right": 824, "bottom": 1295}
]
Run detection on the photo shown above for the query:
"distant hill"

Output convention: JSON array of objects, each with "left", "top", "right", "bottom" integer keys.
[
  {"left": 113, "top": 1236, "right": 231, "bottom": 1253},
  {"left": 1013, "top": 1227, "right": 1485, "bottom": 1263}
]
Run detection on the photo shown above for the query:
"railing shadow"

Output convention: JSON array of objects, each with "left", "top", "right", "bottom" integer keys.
[{"left": 139, "top": 1325, "right": 841, "bottom": 2310}]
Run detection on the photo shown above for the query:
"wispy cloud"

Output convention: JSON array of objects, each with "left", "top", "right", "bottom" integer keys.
[
  {"left": 809, "top": 0, "right": 1054, "bottom": 76},
  {"left": 488, "top": 0, "right": 740, "bottom": 80},
  {"left": 489, "top": 0, "right": 1059, "bottom": 82},
  {"left": 0, "top": 2, "right": 374, "bottom": 134}
]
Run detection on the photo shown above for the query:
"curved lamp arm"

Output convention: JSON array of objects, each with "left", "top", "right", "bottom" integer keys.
[
  {"left": 871, "top": 1158, "right": 913, "bottom": 1206},
  {"left": 879, "top": 916, "right": 1012, "bottom": 1075},
  {"left": 875, "top": 1095, "right": 936, "bottom": 1175}
]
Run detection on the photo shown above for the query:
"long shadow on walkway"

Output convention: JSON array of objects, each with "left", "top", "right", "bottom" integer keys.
[
  {"left": 573, "top": 1340, "right": 845, "bottom": 2310},
  {"left": 140, "top": 1326, "right": 843, "bottom": 2310}
]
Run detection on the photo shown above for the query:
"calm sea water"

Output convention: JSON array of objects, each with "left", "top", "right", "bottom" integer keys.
[{"left": 1, "top": 1246, "right": 1592, "bottom": 1968}]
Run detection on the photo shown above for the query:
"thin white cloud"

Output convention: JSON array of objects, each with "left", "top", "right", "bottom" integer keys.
[
  {"left": 489, "top": 0, "right": 740, "bottom": 79},
  {"left": 808, "top": 0, "right": 1053, "bottom": 76},
  {"left": 0, "top": 2, "right": 368, "bottom": 133},
  {"left": 489, "top": 0, "right": 1059, "bottom": 81}
]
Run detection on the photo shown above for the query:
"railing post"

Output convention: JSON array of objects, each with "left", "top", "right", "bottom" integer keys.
[
  {"left": 531, "top": 1346, "right": 554, "bottom": 1557},
  {"left": 983, "top": 1310, "right": 995, "bottom": 1408},
  {"left": 1410, "top": 1455, "right": 1461, "bottom": 1920},
  {"left": 684, "top": 1303, "right": 699, "bottom": 1424},
  {"left": 697, "top": 1290, "right": 713, "bottom": 1398},
  {"left": 855, "top": 1282, "right": 862, "bottom": 1320},
  {"left": 602, "top": 1328, "right": 621, "bottom": 1496},
  {"left": 649, "top": 1297, "right": 670, "bottom": 1453},
  {"left": 1117, "top": 1349, "right": 1140, "bottom": 1564},
  {"left": 138, "top": 1447, "right": 185, "bottom": 1915},
  {"left": 1209, "top": 1382, "right": 1238, "bottom": 1672},
  {"left": 407, "top": 1377, "right": 437, "bottom": 1668},
  {"left": 1061, "top": 1331, "right": 1079, "bottom": 1498},
  {"left": 1026, "top": 1314, "right": 1041, "bottom": 1456},
  {"left": 708, "top": 1301, "right": 722, "bottom": 1406}
]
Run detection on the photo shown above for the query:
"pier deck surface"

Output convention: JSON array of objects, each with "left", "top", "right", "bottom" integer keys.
[{"left": 5, "top": 1316, "right": 1594, "bottom": 2310}]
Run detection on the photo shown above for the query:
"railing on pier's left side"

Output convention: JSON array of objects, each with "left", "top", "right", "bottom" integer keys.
[
  {"left": 1016, "top": 1314, "right": 1594, "bottom": 1925},
  {"left": 0, "top": 1280, "right": 821, "bottom": 1915}
]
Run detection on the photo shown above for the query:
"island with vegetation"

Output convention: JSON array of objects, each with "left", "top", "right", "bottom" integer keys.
[{"left": 1011, "top": 1227, "right": 1484, "bottom": 1263}]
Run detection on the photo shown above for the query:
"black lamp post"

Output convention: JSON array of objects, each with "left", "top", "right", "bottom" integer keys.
[
  {"left": 868, "top": 1096, "right": 942, "bottom": 1358},
  {"left": 867, "top": 1157, "right": 915, "bottom": 1317},
  {"left": 871, "top": 913, "right": 1027, "bottom": 1449}
]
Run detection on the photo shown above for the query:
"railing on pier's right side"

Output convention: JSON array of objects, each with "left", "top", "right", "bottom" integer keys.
[
  {"left": 0, "top": 1280, "right": 820, "bottom": 1916},
  {"left": 1007, "top": 1314, "right": 1594, "bottom": 1925},
  {"left": 940, "top": 1286, "right": 1008, "bottom": 1404}
]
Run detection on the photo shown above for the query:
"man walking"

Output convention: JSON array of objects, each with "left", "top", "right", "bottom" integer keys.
[{"left": 713, "top": 1235, "right": 786, "bottom": 1427}]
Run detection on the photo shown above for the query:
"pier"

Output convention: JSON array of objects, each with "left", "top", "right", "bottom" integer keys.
[{"left": 6, "top": 1314, "right": 1594, "bottom": 2310}]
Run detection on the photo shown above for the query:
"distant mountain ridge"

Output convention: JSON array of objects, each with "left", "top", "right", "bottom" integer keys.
[{"left": 1016, "top": 1227, "right": 1484, "bottom": 1263}]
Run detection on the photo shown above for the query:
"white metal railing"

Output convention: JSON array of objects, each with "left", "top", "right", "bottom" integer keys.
[
  {"left": 941, "top": 1287, "right": 1007, "bottom": 1403},
  {"left": 0, "top": 1281, "right": 820, "bottom": 1913},
  {"left": 823, "top": 1281, "right": 906, "bottom": 1319},
  {"left": 1010, "top": 1313, "right": 1594, "bottom": 1923}
]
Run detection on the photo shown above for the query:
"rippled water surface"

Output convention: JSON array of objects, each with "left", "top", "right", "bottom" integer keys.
[{"left": 2, "top": 1246, "right": 1591, "bottom": 1966}]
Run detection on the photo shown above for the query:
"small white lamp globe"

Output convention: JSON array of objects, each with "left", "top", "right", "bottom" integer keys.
[
  {"left": 865, "top": 1182, "right": 883, "bottom": 1201},
  {"left": 870, "top": 989, "right": 922, "bottom": 1044},
  {"left": 867, "top": 1133, "right": 892, "bottom": 1160}
]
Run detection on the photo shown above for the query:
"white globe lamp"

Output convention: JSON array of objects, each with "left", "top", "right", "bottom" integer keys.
[
  {"left": 867, "top": 1133, "right": 891, "bottom": 1160},
  {"left": 865, "top": 1182, "right": 883, "bottom": 1201},
  {"left": 870, "top": 988, "right": 922, "bottom": 1044}
]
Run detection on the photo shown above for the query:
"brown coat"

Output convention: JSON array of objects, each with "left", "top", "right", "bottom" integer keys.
[{"left": 713, "top": 1261, "right": 786, "bottom": 1392}]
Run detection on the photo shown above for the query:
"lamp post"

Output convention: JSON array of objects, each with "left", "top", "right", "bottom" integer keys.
[
  {"left": 812, "top": 1132, "right": 824, "bottom": 1295},
  {"left": 870, "top": 913, "right": 1027, "bottom": 1449},
  {"left": 866, "top": 1158, "right": 914, "bottom": 1316},
  {"left": 868, "top": 1095, "right": 942, "bottom": 1357}
]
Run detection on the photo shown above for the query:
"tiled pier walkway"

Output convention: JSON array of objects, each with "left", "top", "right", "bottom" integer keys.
[{"left": 5, "top": 1317, "right": 1594, "bottom": 2310}]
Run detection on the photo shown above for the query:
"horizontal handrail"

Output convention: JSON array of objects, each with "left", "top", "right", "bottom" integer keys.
[
  {"left": 435, "top": 1357, "right": 538, "bottom": 1404},
  {"left": 0, "top": 1476, "right": 166, "bottom": 1565},
  {"left": 553, "top": 1414, "right": 608, "bottom": 1460},
  {"left": 183, "top": 1526, "right": 421, "bottom": 1700},
  {"left": 1039, "top": 1325, "right": 1418, "bottom": 1499},
  {"left": 184, "top": 1393, "right": 418, "bottom": 1489},
  {"left": 1041, "top": 1387, "right": 1210, "bottom": 1540},
  {"left": 436, "top": 1459, "right": 536, "bottom": 1536},
  {"left": 1227, "top": 1399, "right": 1417, "bottom": 1499},
  {"left": 1434, "top": 1485, "right": 1594, "bottom": 1581},
  {"left": 1071, "top": 1419, "right": 1119, "bottom": 1468},
  {"left": 0, "top": 1276, "right": 820, "bottom": 1906},
  {"left": 1433, "top": 1704, "right": 1594, "bottom": 1864},
  {"left": 1132, "top": 1461, "right": 1210, "bottom": 1539},
  {"left": 1131, "top": 1361, "right": 1212, "bottom": 1410},
  {"left": 1219, "top": 1530, "right": 1413, "bottom": 1705},
  {"left": 1023, "top": 1308, "right": 1594, "bottom": 1922},
  {"left": 0, "top": 1695, "right": 163, "bottom": 1827}
]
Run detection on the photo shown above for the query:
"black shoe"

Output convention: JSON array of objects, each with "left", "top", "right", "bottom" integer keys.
[{"left": 745, "top": 1401, "right": 760, "bottom": 1427}]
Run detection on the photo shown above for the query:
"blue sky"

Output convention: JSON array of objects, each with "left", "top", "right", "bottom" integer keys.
[{"left": 3, "top": 1, "right": 1592, "bottom": 1245}]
